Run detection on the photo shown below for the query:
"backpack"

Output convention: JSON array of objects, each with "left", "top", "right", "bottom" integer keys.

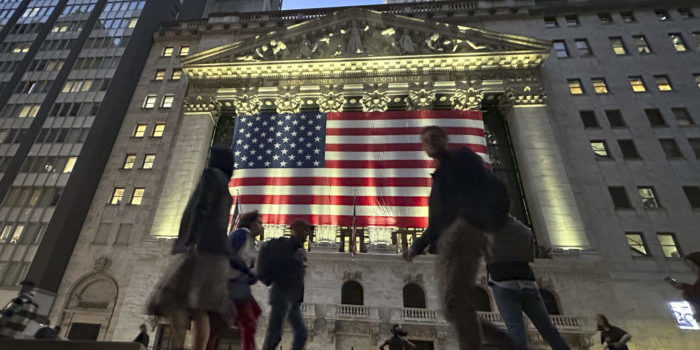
[{"left": 256, "top": 237, "right": 294, "bottom": 286}]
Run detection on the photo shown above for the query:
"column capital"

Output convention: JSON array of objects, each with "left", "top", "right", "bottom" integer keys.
[
  {"left": 232, "top": 87, "right": 261, "bottom": 116},
  {"left": 275, "top": 86, "right": 303, "bottom": 114},
  {"left": 361, "top": 83, "right": 391, "bottom": 112},
  {"left": 317, "top": 85, "right": 345, "bottom": 113},
  {"left": 407, "top": 82, "right": 436, "bottom": 110},
  {"left": 502, "top": 82, "right": 547, "bottom": 106},
  {"left": 451, "top": 80, "right": 484, "bottom": 111}
]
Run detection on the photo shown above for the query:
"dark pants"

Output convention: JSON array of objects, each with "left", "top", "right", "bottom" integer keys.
[
  {"left": 491, "top": 285, "right": 570, "bottom": 350},
  {"left": 261, "top": 286, "right": 307, "bottom": 350}
]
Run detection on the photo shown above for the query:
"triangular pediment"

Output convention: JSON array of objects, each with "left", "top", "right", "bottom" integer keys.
[{"left": 183, "top": 7, "right": 550, "bottom": 66}]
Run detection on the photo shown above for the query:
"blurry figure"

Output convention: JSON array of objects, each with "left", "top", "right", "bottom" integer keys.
[
  {"left": 147, "top": 147, "right": 238, "bottom": 350},
  {"left": 34, "top": 325, "right": 61, "bottom": 340},
  {"left": 665, "top": 251, "right": 700, "bottom": 322},
  {"left": 0, "top": 280, "right": 38, "bottom": 339},
  {"left": 485, "top": 215, "right": 570, "bottom": 350},
  {"left": 379, "top": 324, "right": 417, "bottom": 350},
  {"left": 404, "top": 126, "right": 513, "bottom": 350},
  {"left": 133, "top": 323, "right": 149, "bottom": 347},
  {"left": 258, "top": 219, "right": 312, "bottom": 350},
  {"left": 596, "top": 315, "right": 631, "bottom": 350}
]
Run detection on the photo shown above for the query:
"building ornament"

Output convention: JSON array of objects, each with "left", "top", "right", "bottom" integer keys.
[
  {"left": 504, "top": 84, "right": 546, "bottom": 105},
  {"left": 361, "top": 84, "right": 391, "bottom": 112},
  {"left": 317, "top": 85, "right": 345, "bottom": 113},
  {"left": 232, "top": 90, "right": 262, "bottom": 116},
  {"left": 343, "top": 271, "right": 362, "bottom": 281},
  {"left": 404, "top": 273, "right": 424, "bottom": 285},
  {"left": 183, "top": 95, "right": 220, "bottom": 114},
  {"left": 407, "top": 82, "right": 436, "bottom": 110},
  {"left": 93, "top": 256, "right": 112, "bottom": 272},
  {"left": 275, "top": 86, "right": 303, "bottom": 114},
  {"left": 451, "top": 81, "right": 484, "bottom": 111}
]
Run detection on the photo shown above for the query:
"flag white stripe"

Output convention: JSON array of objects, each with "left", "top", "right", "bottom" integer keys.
[
  {"left": 236, "top": 185, "right": 430, "bottom": 197},
  {"left": 232, "top": 168, "right": 434, "bottom": 178},
  {"left": 326, "top": 134, "right": 486, "bottom": 145},
  {"left": 244, "top": 204, "right": 428, "bottom": 217},
  {"left": 326, "top": 118, "right": 485, "bottom": 129}
]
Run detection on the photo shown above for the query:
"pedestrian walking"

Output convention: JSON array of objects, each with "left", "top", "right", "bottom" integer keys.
[
  {"left": 485, "top": 214, "right": 570, "bottom": 350},
  {"left": 404, "top": 126, "right": 514, "bottom": 350},
  {"left": 596, "top": 315, "right": 631, "bottom": 350},
  {"left": 146, "top": 147, "right": 238, "bottom": 350},
  {"left": 379, "top": 325, "right": 417, "bottom": 350},
  {"left": 665, "top": 251, "right": 700, "bottom": 322},
  {"left": 258, "top": 219, "right": 312, "bottom": 350},
  {"left": 133, "top": 324, "right": 150, "bottom": 348}
]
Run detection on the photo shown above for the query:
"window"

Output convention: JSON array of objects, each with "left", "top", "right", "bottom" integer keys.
[
  {"left": 657, "top": 233, "right": 682, "bottom": 258},
  {"left": 9, "top": 225, "right": 24, "bottom": 244},
  {"left": 131, "top": 188, "right": 144, "bottom": 205},
  {"left": 565, "top": 15, "right": 579, "bottom": 27},
  {"left": 575, "top": 39, "right": 592, "bottom": 56},
  {"left": 618, "top": 140, "right": 641, "bottom": 159},
  {"left": 123, "top": 154, "right": 136, "bottom": 169},
  {"left": 544, "top": 16, "right": 558, "bottom": 28},
  {"left": 162, "top": 47, "right": 173, "bottom": 57},
  {"left": 678, "top": 8, "right": 694, "bottom": 20},
  {"left": 154, "top": 69, "right": 165, "bottom": 81},
  {"left": 590, "top": 140, "right": 611, "bottom": 158},
  {"left": 341, "top": 280, "right": 364, "bottom": 305},
  {"left": 629, "top": 76, "right": 647, "bottom": 92},
  {"left": 598, "top": 13, "right": 613, "bottom": 24},
  {"left": 143, "top": 95, "right": 157, "bottom": 109},
  {"left": 110, "top": 188, "right": 125, "bottom": 205},
  {"left": 683, "top": 186, "right": 700, "bottom": 208},
  {"left": 128, "top": 18, "right": 138, "bottom": 28},
  {"left": 568, "top": 79, "right": 584, "bottom": 95},
  {"left": 133, "top": 124, "right": 147, "bottom": 138},
  {"left": 655, "top": 9, "right": 670, "bottom": 21},
  {"left": 592, "top": 78, "right": 609, "bottom": 94},
  {"left": 403, "top": 283, "right": 426, "bottom": 308},
  {"left": 659, "top": 139, "right": 683, "bottom": 159},
  {"left": 63, "top": 157, "right": 77, "bottom": 173},
  {"left": 19, "top": 105, "right": 40, "bottom": 118},
  {"left": 171, "top": 69, "right": 182, "bottom": 80},
  {"left": 694, "top": 74, "right": 700, "bottom": 89},
  {"left": 654, "top": 75, "right": 673, "bottom": 91},
  {"left": 552, "top": 40, "right": 569, "bottom": 58},
  {"left": 690, "top": 138, "right": 700, "bottom": 159},
  {"left": 621, "top": 12, "right": 636, "bottom": 23},
  {"left": 672, "top": 108, "right": 694, "bottom": 126},
  {"left": 179, "top": 46, "right": 190, "bottom": 56},
  {"left": 606, "top": 110, "right": 626, "bottom": 127},
  {"left": 142, "top": 154, "right": 155, "bottom": 169},
  {"left": 669, "top": 33, "right": 688, "bottom": 52},
  {"left": 645, "top": 109, "right": 666, "bottom": 127},
  {"left": 633, "top": 35, "right": 651, "bottom": 54},
  {"left": 609, "top": 186, "right": 632, "bottom": 209},
  {"left": 626, "top": 233, "right": 650, "bottom": 257},
  {"left": 638, "top": 187, "right": 661, "bottom": 209},
  {"left": 580, "top": 110, "right": 599, "bottom": 128},
  {"left": 152, "top": 123, "right": 165, "bottom": 138},
  {"left": 161, "top": 95, "right": 174, "bottom": 108},
  {"left": 610, "top": 37, "right": 627, "bottom": 55}
]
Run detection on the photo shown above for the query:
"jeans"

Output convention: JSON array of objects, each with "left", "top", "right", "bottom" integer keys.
[
  {"left": 262, "top": 286, "right": 307, "bottom": 350},
  {"left": 491, "top": 285, "right": 571, "bottom": 350}
]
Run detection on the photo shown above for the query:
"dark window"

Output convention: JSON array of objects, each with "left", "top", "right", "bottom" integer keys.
[
  {"left": 672, "top": 108, "right": 694, "bottom": 126},
  {"left": 575, "top": 39, "right": 593, "bottom": 56},
  {"left": 655, "top": 9, "right": 670, "bottom": 21},
  {"left": 606, "top": 110, "right": 626, "bottom": 127},
  {"left": 544, "top": 16, "right": 558, "bottom": 28},
  {"left": 645, "top": 109, "right": 667, "bottom": 127},
  {"left": 633, "top": 35, "right": 652, "bottom": 54},
  {"left": 539, "top": 290, "right": 560, "bottom": 315},
  {"left": 580, "top": 110, "right": 599, "bottom": 127},
  {"left": 403, "top": 283, "right": 426, "bottom": 308},
  {"left": 598, "top": 13, "right": 613, "bottom": 24},
  {"left": 618, "top": 140, "right": 641, "bottom": 159},
  {"left": 659, "top": 139, "right": 683, "bottom": 159},
  {"left": 552, "top": 40, "right": 569, "bottom": 58},
  {"left": 689, "top": 138, "right": 700, "bottom": 159},
  {"left": 683, "top": 186, "right": 700, "bottom": 208},
  {"left": 341, "top": 280, "right": 364, "bottom": 305},
  {"left": 678, "top": 8, "right": 694, "bottom": 20},
  {"left": 609, "top": 186, "right": 632, "bottom": 209},
  {"left": 565, "top": 15, "right": 579, "bottom": 26}
]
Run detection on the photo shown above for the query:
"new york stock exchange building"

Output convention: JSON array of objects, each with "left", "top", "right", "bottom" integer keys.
[{"left": 44, "top": 1, "right": 700, "bottom": 349}]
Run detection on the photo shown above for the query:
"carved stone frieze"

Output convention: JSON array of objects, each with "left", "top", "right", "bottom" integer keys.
[
  {"left": 94, "top": 257, "right": 111, "bottom": 272},
  {"left": 361, "top": 84, "right": 391, "bottom": 112},
  {"left": 232, "top": 88, "right": 262, "bottom": 116},
  {"left": 504, "top": 84, "right": 547, "bottom": 105},
  {"left": 317, "top": 85, "right": 345, "bottom": 113},
  {"left": 343, "top": 271, "right": 362, "bottom": 281},
  {"left": 451, "top": 81, "right": 484, "bottom": 111},
  {"left": 183, "top": 95, "right": 220, "bottom": 114},
  {"left": 275, "top": 86, "right": 303, "bottom": 114},
  {"left": 404, "top": 274, "right": 424, "bottom": 285},
  {"left": 407, "top": 82, "right": 436, "bottom": 110}
]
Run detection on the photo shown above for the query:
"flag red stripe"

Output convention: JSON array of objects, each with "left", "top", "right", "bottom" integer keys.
[
  {"left": 326, "top": 143, "right": 488, "bottom": 153},
  {"left": 230, "top": 177, "right": 432, "bottom": 187},
  {"left": 324, "top": 160, "right": 435, "bottom": 169},
  {"left": 239, "top": 194, "right": 428, "bottom": 206},
  {"left": 260, "top": 213, "right": 428, "bottom": 227},
  {"left": 326, "top": 126, "right": 485, "bottom": 136},
  {"left": 326, "top": 110, "right": 483, "bottom": 121}
]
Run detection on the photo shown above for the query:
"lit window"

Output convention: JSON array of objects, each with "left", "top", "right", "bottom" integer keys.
[
  {"left": 80, "top": 80, "right": 92, "bottom": 92},
  {"left": 645, "top": 109, "right": 666, "bottom": 127},
  {"left": 629, "top": 76, "right": 647, "bottom": 92},
  {"left": 179, "top": 46, "right": 190, "bottom": 56},
  {"left": 544, "top": 16, "right": 558, "bottom": 28},
  {"left": 618, "top": 140, "right": 641, "bottom": 159},
  {"left": 142, "top": 154, "right": 155, "bottom": 169},
  {"left": 598, "top": 13, "right": 613, "bottom": 24},
  {"left": 655, "top": 9, "right": 670, "bottom": 21},
  {"left": 683, "top": 186, "right": 700, "bottom": 208},
  {"left": 123, "top": 154, "right": 136, "bottom": 169},
  {"left": 655, "top": 75, "right": 673, "bottom": 91},
  {"left": 694, "top": 74, "right": 700, "bottom": 89},
  {"left": 110, "top": 187, "right": 125, "bottom": 205},
  {"left": 568, "top": 79, "right": 584, "bottom": 95},
  {"left": 131, "top": 188, "right": 144, "bottom": 205},
  {"left": 621, "top": 12, "right": 636, "bottom": 23},
  {"left": 63, "top": 157, "right": 76, "bottom": 173},
  {"left": 590, "top": 140, "right": 610, "bottom": 158},
  {"left": 633, "top": 35, "right": 652, "bottom": 54},
  {"left": 128, "top": 18, "right": 138, "bottom": 28},
  {"left": 565, "top": 15, "right": 579, "bottom": 26},
  {"left": 610, "top": 37, "right": 627, "bottom": 55},
  {"left": 575, "top": 39, "right": 592, "bottom": 56},
  {"left": 161, "top": 95, "right": 174, "bottom": 108},
  {"left": 669, "top": 33, "right": 687, "bottom": 52},
  {"left": 626, "top": 232, "right": 650, "bottom": 256},
  {"left": 678, "top": 8, "right": 694, "bottom": 20},
  {"left": 638, "top": 187, "right": 661, "bottom": 209},
  {"left": 606, "top": 110, "right": 626, "bottom": 127},
  {"left": 154, "top": 69, "right": 165, "bottom": 81},
  {"left": 171, "top": 69, "right": 183, "bottom": 80},
  {"left": 580, "top": 110, "right": 599, "bottom": 128},
  {"left": 659, "top": 138, "right": 684, "bottom": 159},
  {"left": 552, "top": 41, "right": 569, "bottom": 58},
  {"left": 609, "top": 186, "right": 632, "bottom": 209},
  {"left": 672, "top": 108, "right": 694, "bottom": 126},
  {"left": 9, "top": 224, "right": 24, "bottom": 244},
  {"left": 592, "top": 78, "right": 609, "bottom": 94},
  {"left": 657, "top": 233, "right": 682, "bottom": 258},
  {"left": 12, "top": 43, "right": 30, "bottom": 53},
  {"left": 162, "top": 47, "right": 173, "bottom": 57},
  {"left": 0, "top": 225, "right": 12, "bottom": 243},
  {"left": 133, "top": 124, "right": 147, "bottom": 138},
  {"left": 152, "top": 123, "right": 165, "bottom": 137},
  {"left": 18, "top": 105, "right": 40, "bottom": 118},
  {"left": 143, "top": 95, "right": 157, "bottom": 108}
]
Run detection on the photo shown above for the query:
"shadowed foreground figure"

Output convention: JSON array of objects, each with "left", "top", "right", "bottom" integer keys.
[{"left": 404, "top": 126, "right": 514, "bottom": 350}]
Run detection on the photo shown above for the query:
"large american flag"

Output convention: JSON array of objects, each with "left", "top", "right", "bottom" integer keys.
[{"left": 229, "top": 110, "right": 488, "bottom": 228}]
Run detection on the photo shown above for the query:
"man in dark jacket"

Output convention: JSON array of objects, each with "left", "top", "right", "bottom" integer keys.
[
  {"left": 404, "top": 126, "right": 513, "bottom": 350},
  {"left": 259, "top": 219, "right": 312, "bottom": 350},
  {"left": 133, "top": 324, "right": 149, "bottom": 348}
]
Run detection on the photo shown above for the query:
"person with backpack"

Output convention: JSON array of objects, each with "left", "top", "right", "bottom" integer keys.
[
  {"left": 404, "top": 126, "right": 514, "bottom": 350},
  {"left": 379, "top": 325, "right": 417, "bottom": 350},
  {"left": 258, "top": 219, "right": 312, "bottom": 350},
  {"left": 485, "top": 215, "right": 570, "bottom": 350}
]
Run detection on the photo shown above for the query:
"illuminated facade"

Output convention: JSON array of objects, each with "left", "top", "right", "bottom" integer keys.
[{"left": 45, "top": 0, "right": 700, "bottom": 349}]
